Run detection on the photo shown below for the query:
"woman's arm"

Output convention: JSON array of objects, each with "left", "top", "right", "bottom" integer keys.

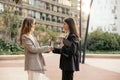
[
  {"left": 61, "top": 35, "right": 78, "bottom": 56},
  {"left": 22, "top": 35, "right": 50, "bottom": 54},
  {"left": 52, "top": 48, "right": 61, "bottom": 54}
]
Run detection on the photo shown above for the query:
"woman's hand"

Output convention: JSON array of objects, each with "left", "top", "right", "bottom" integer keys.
[
  {"left": 59, "top": 41, "right": 64, "bottom": 49},
  {"left": 49, "top": 46, "right": 54, "bottom": 51}
]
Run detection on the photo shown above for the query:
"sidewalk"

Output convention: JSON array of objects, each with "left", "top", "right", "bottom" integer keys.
[
  {"left": 1, "top": 54, "right": 120, "bottom": 60},
  {"left": 0, "top": 54, "right": 120, "bottom": 80}
]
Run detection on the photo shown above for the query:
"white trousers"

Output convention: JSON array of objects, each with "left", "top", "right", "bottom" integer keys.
[{"left": 28, "top": 71, "right": 50, "bottom": 80}]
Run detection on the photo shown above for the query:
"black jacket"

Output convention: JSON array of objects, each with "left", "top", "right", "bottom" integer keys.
[{"left": 53, "top": 34, "right": 80, "bottom": 71}]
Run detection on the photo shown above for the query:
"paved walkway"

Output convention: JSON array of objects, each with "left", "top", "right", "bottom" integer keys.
[{"left": 0, "top": 54, "right": 120, "bottom": 80}]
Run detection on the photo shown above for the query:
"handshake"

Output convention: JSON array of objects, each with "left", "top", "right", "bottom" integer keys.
[
  {"left": 49, "top": 46, "right": 54, "bottom": 51},
  {"left": 45, "top": 39, "right": 72, "bottom": 53},
  {"left": 44, "top": 46, "right": 53, "bottom": 53},
  {"left": 44, "top": 41, "right": 54, "bottom": 53},
  {"left": 48, "top": 39, "right": 72, "bottom": 51}
]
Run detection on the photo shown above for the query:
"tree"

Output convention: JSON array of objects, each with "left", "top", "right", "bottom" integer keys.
[
  {"left": 1, "top": 4, "right": 19, "bottom": 42},
  {"left": 35, "top": 24, "right": 59, "bottom": 45},
  {"left": 87, "top": 29, "right": 103, "bottom": 51},
  {"left": 88, "top": 29, "right": 120, "bottom": 51}
]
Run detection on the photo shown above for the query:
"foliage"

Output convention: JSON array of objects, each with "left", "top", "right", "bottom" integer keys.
[
  {"left": 36, "top": 24, "right": 46, "bottom": 32},
  {"left": 87, "top": 29, "right": 120, "bottom": 51},
  {"left": 0, "top": 7, "right": 20, "bottom": 42},
  {"left": 10, "top": 16, "right": 19, "bottom": 41},
  {"left": 0, "top": 39, "right": 23, "bottom": 55},
  {"left": 35, "top": 24, "right": 59, "bottom": 45},
  {"left": 46, "top": 29, "right": 58, "bottom": 41}
]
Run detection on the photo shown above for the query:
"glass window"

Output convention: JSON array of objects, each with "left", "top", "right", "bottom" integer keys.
[
  {"left": 28, "top": 10, "right": 32, "bottom": 17},
  {"left": 32, "top": 11, "right": 35, "bottom": 18},
  {"left": 41, "top": 13, "right": 46, "bottom": 20},
  {"left": 46, "top": 3, "right": 52, "bottom": 10},
  {"left": 46, "top": 15, "right": 52, "bottom": 21},
  {"left": 64, "top": 9, "right": 69, "bottom": 14},
  {"left": 35, "top": 0, "right": 40, "bottom": 7},
  {"left": 40, "top": 2, "right": 46, "bottom": 9},
  {"left": 53, "top": 6, "right": 57, "bottom": 12},
  {"left": 0, "top": 3, "right": 4, "bottom": 12},
  {"left": 57, "top": 17, "right": 62, "bottom": 23},
  {"left": 29, "top": 0, "right": 35, "bottom": 6},
  {"left": 18, "top": 8, "right": 22, "bottom": 15},
  {"left": 22, "top": 9, "right": 27, "bottom": 17},
  {"left": 23, "top": 0, "right": 27, "bottom": 2},
  {"left": 49, "top": 4, "right": 52, "bottom": 10},
  {"left": 58, "top": 7, "right": 62, "bottom": 13},
  {"left": 38, "top": 1, "right": 42, "bottom": 7},
  {"left": 62, "top": 8, "right": 65, "bottom": 14},
  {"left": 52, "top": 16, "right": 57, "bottom": 22},
  {"left": 35, "top": 12, "right": 40, "bottom": 19},
  {"left": 28, "top": 10, "right": 35, "bottom": 18}
]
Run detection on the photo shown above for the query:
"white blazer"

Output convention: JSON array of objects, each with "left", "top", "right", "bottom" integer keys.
[{"left": 22, "top": 34, "right": 50, "bottom": 73}]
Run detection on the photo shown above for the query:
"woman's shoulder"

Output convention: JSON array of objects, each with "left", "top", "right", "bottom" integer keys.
[
  {"left": 68, "top": 34, "right": 76, "bottom": 38},
  {"left": 22, "top": 34, "right": 28, "bottom": 38},
  {"left": 68, "top": 34, "right": 79, "bottom": 42},
  {"left": 22, "top": 34, "right": 32, "bottom": 39}
]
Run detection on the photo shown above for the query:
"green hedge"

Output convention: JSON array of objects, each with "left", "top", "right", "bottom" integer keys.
[
  {"left": 0, "top": 39, "right": 23, "bottom": 55},
  {"left": 87, "top": 29, "right": 120, "bottom": 51}
]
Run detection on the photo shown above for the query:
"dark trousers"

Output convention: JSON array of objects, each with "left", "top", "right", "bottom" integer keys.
[{"left": 62, "top": 70, "right": 74, "bottom": 80}]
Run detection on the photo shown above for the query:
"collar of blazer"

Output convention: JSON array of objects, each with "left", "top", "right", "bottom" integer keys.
[{"left": 23, "top": 34, "right": 38, "bottom": 47}]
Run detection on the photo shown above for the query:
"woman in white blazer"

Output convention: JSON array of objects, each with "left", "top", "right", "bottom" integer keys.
[{"left": 19, "top": 17, "right": 52, "bottom": 80}]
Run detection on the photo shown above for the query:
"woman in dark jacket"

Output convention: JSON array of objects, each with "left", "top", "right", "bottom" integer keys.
[{"left": 52, "top": 18, "right": 81, "bottom": 80}]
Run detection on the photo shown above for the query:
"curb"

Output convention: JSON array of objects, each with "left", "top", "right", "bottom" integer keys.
[
  {"left": 0, "top": 55, "right": 25, "bottom": 60},
  {"left": 85, "top": 54, "right": 120, "bottom": 59},
  {"left": 0, "top": 54, "right": 120, "bottom": 60}
]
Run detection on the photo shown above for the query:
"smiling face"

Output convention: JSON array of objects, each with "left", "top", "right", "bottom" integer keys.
[{"left": 30, "top": 20, "right": 36, "bottom": 34}]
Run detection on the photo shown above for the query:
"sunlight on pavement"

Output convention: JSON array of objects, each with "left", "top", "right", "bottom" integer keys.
[
  {"left": 0, "top": 68, "right": 27, "bottom": 80},
  {"left": 86, "top": 58, "right": 120, "bottom": 73}
]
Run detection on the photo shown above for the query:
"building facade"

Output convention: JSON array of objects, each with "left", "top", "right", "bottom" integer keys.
[
  {"left": 89, "top": 0, "right": 120, "bottom": 35},
  {"left": 0, "top": 0, "right": 79, "bottom": 32}
]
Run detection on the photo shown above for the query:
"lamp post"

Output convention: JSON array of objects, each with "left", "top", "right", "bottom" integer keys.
[
  {"left": 82, "top": 0, "right": 93, "bottom": 64},
  {"left": 79, "top": 0, "right": 82, "bottom": 63}
]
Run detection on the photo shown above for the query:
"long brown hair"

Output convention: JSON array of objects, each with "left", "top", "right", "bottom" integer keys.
[
  {"left": 19, "top": 17, "right": 35, "bottom": 45},
  {"left": 64, "top": 18, "right": 81, "bottom": 41}
]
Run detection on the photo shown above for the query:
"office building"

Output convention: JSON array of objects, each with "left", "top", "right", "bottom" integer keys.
[
  {"left": 89, "top": 0, "right": 120, "bottom": 34},
  {"left": 0, "top": 0, "right": 79, "bottom": 32}
]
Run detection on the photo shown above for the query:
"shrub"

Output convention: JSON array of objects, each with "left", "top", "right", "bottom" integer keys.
[
  {"left": 88, "top": 29, "right": 120, "bottom": 51},
  {"left": 0, "top": 39, "right": 23, "bottom": 55}
]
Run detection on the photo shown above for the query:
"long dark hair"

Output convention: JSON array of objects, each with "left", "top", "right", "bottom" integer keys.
[
  {"left": 19, "top": 17, "right": 35, "bottom": 45},
  {"left": 64, "top": 18, "right": 80, "bottom": 41}
]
